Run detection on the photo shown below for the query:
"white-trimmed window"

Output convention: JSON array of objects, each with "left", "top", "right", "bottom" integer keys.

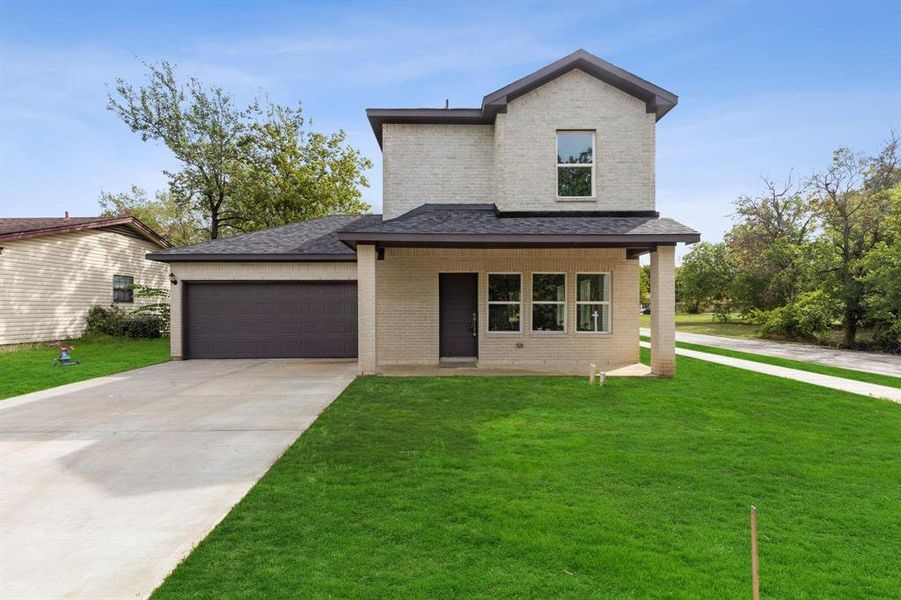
[
  {"left": 488, "top": 273, "right": 521, "bottom": 332},
  {"left": 113, "top": 274, "right": 134, "bottom": 303},
  {"left": 556, "top": 131, "right": 595, "bottom": 198},
  {"left": 532, "top": 273, "right": 566, "bottom": 332},
  {"left": 576, "top": 273, "right": 610, "bottom": 333}
]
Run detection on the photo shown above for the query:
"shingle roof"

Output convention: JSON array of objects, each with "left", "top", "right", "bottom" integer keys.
[
  {"left": 367, "top": 49, "right": 678, "bottom": 146},
  {"left": 147, "top": 214, "right": 379, "bottom": 262},
  {"left": 0, "top": 216, "right": 171, "bottom": 247},
  {"left": 0, "top": 217, "right": 105, "bottom": 235},
  {"left": 337, "top": 204, "right": 699, "bottom": 244}
]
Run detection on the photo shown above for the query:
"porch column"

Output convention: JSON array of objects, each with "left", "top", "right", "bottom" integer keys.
[
  {"left": 357, "top": 244, "right": 378, "bottom": 375},
  {"left": 650, "top": 245, "right": 676, "bottom": 377}
]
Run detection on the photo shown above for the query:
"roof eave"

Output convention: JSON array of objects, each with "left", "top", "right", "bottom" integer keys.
[
  {"left": 146, "top": 252, "right": 357, "bottom": 263},
  {"left": 0, "top": 216, "right": 171, "bottom": 248},
  {"left": 366, "top": 49, "right": 679, "bottom": 147},
  {"left": 336, "top": 232, "right": 700, "bottom": 249}
]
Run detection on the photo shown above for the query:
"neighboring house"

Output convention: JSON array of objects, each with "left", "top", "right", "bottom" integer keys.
[
  {"left": 148, "top": 49, "right": 699, "bottom": 376},
  {"left": 0, "top": 215, "right": 171, "bottom": 345}
]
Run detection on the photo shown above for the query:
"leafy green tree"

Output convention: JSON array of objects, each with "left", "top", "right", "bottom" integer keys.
[
  {"left": 99, "top": 185, "right": 205, "bottom": 246},
  {"left": 859, "top": 134, "right": 901, "bottom": 350},
  {"left": 107, "top": 61, "right": 371, "bottom": 240},
  {"left": 809, "top": 143, "right": 893, "bottom": 345},
  {"left": 677, "top": 242, "right": 735, "bottom": 313},
  {"left": 725, "top": 176, "right": 816, "bottom": 311},
  {"left": 639, "top": 264, "right": 650, "bottom": 307},
  {"left": 230, "top": 103, "right": 371, "bottom": 231}
]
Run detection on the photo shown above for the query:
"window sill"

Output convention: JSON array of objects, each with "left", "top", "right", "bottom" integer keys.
[
  {"left": 556, "top": 196, "right": 597, "bottom": 203},
  {"left": 575, "top": 331, "right": 613, "bottom": 335}
]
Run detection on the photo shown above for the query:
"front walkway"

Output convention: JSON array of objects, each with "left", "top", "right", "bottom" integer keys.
[
  {"left": 639, "top": 341, "right": 901, "bottom": 403},
  {"left": 0, "top": 359, "right": 356, "bottom": 599},
  {"left": 639, "top": 328, "right": 901, "bottom": 377}
]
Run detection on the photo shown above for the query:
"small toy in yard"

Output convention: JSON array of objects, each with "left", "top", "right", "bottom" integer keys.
[{"left": 50, "top": 342, "right": 80, "bottom": 366}]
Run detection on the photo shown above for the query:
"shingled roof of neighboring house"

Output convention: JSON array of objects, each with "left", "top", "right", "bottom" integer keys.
[
  {"left": 336, "top": 204, "right": 700, "bottom": 248},
  {"left": 146, "top": 214, "right": 379, "bottom": 262},
  {"left": 366, "top": 49, "right": 678, "bottom": 146},
  {"left": 0, "top": 215, "right": 171, "bottom": 247}
]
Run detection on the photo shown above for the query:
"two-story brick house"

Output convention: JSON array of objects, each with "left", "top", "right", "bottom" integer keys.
[{"left": 149, "top": 50, "right": 699, "bottom": 376}]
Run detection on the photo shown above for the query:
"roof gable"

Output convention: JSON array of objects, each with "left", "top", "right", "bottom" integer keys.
[
  {"left": 367, "top": 49, "right": 678, "bottom": 146},
  {"left": 0, "top": 216, "right": 171, "bottom": 248}
]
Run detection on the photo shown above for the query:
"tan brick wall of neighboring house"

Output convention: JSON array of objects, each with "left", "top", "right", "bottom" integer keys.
[
  {"left": 167, "top": 261, "right": 356, "bottom": 358},
  {"left": 494, "top": 69, "right": 656, "bottom": 213},
  {"left": 382, "top": 124, "right": 495, "bottom": 219},
  {"left": 375, "top": 247, "right": 639, "bottom": 373}
]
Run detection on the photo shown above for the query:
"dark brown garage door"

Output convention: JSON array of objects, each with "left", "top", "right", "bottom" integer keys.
[{"left": 184, "top": 282, "right": 357, "bottom": 358}]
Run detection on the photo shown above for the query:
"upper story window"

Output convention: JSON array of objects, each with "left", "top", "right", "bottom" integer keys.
[
  {"left": 556, "top": 131, "right": 595, "bottom": 198},
  {"left": 113, "top": 274, "right": 134, "bottom": 303}
]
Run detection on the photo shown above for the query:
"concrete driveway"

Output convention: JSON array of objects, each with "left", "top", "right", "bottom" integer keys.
[{"left": 0, "top": 359, "right": 357, "bottom": 599}]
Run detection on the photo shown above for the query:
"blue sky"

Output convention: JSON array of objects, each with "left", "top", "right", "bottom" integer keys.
[{"left": 1, "top": 0, "right": 899, "bottom": 256}]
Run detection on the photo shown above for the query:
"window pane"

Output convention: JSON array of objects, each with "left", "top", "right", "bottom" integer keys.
[
  {"left": 577, "top": 274, "right": 608, "bottom": 301},
  {"left": 532, "top": 274, "right": 565, "bottom": 302},
  {"left": 557, "top": 166, "right": 592, "bottom": 197},
  {"left": 577, "top": 303, "right": 609, "bottom": 332},
  {"left": 557, "top": 132, "right": 593, "bottom": 164},
  {"left": 488, "top": 304, "right": 521, "bottom": 331},
  {"left": 488, "top": 274, "right": 521, "bottom": 301},
  {"left": 113, "top": 275, "right": 134, "bottom": 303},
  {"left": 532, "top": 304, "right": 565, "bottom": 332}
]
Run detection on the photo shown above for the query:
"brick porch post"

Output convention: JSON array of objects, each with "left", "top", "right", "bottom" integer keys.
[
  {"left": 650, "top": 245, "right": 676, "bottom": 377},
  {"left": 357, "top": 244, "right": 378, "bottom": 375}
]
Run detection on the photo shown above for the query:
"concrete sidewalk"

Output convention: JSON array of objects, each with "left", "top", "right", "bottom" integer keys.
[
  {"left": 640, "top": 341, "right": 901, "bottom": 403},
  {"left": 0, "top": 359, "right": 357, "bottom": 599},
  {"left": 640, "top": 328, "right": 901, "bottom": 377}
]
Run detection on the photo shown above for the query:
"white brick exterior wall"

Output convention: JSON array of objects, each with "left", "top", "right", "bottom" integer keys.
[
  {"left": 495, "top": 69, "right": 655, "bottom": 212},
  {"left": 382, "top": 124, "right": 495, "bottom": 219},
  {"left": 167, "top": 261, "right": 356, "bottom": 358},
  {"left": 381, "top": 69, "right": 656, "bottom": 218},
  {"left": 376, "top": 247, "right": 639, "bottom": 373}
]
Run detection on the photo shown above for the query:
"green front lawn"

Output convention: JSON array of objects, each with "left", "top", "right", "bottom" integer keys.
[
  {"left": 153, "top": 350, "right": 901, "bottom": 599},
  {"left": 640, "top": 312, "right": 759, "bottom": 338},
  {"left": 0, "top": 335, "right": 170, "bottom": 400}
]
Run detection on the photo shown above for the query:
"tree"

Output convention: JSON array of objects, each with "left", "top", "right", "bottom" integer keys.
[
  {"left": 809, "top": 146, "right": 888, "bottom": 345},
  {"left": 639, "top": 264, "right": 651, "bottom": 307},
  {"left": 230, "top": 103, "right": 371, "bottom": 231},
  {"left": 859, "top": 133, "right": 901, "bottom": 350},
  {"left": 107, "top": 61, "right": 371, "bottom": 240},
  {"left": 108, "top": 61, "right": 248, "bottom": 239},
  {"left": 677, "top": 242, "right": 735, "bottom": 313},
  {"left": 98, "top": 185, "right": 205, "bottom": 246},
  {"left": 725, "top": 175, "right": 816, "bottom": 311}
]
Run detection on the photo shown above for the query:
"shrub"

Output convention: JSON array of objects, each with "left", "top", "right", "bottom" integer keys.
[
  {"left": 85, "top": 304, "right": 164, "bottom": 338},
  {"left": 86, "top": 305, "right": 129, "bottom": 336},
  {"left": 751, "top": 290, "right": 835, "bottom": 341},
  {"left": 122, "top": 314, "right": 164, "bottom": 338}
]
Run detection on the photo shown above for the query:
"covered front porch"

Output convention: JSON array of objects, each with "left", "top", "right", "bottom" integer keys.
[{"left": 336, "top": 204, "right": 695, "bottom": 378}]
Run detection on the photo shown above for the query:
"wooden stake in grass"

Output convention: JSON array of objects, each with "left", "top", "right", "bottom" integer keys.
[{"left": 751, "top": 505, "right": 760, "bottom": 600}]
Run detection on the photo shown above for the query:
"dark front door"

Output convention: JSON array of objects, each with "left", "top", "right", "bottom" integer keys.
[
  {"left": 183, "top": 281, "right": 358, "bottom": 359},
  {"left": 439, "top": 273, "right": 478, "bottom": 359}
]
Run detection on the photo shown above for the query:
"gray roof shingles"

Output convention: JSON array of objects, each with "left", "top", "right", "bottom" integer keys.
[
  {"left": 337, "top": 204, "right": 699, "bottom": 238},
  {"left": 147, "top": 205, "right": 699, "bottom": 262},
  {"left": 148, "top": 214, "right": 379, "bottom": 260}
]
